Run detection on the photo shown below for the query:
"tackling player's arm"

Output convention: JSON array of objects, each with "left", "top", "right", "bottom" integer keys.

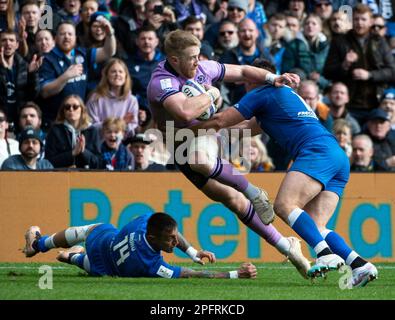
[
  {"left": 179, "top": 262, "right": 257, "bottom": 279},
  {"left": 176, "top": 232, "right": 216, "bottom": 265},
  {"left": 163, "top": 87, "right": 220, "bottom": 122},
  {"left": 223, "top": 64, "right": 300, "bottom": 88}
]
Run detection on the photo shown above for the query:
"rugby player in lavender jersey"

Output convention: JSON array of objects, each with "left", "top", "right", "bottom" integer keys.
[
  {"left": 191, "top": 59, "right": 378, "bottom": 287},
  {"left": 147, "top": 30, "right": 311, "bottom": 279}
]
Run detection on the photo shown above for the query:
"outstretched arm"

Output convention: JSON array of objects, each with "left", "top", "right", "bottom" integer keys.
[
  {"left": 223, "top": 64, "right": 300, "bottom": 88},
  {"left": 179, "top": 262, "right": 257, "bottom": 279},
  {"left": 177, "top": 232, "right": 216, "bottom": 265}
]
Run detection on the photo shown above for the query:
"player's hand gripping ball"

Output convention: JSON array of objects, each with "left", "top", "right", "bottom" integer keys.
[{"left": 181, "top": 79, "right": 218, "bottom": 121}]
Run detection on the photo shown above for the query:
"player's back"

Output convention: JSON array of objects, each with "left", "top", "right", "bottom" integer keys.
[
  {"left": 236, "top": 85, "right": 334, "bottom": 158},
  {"left": 108, "top": 214, "right": 181, "bottom": 278}
]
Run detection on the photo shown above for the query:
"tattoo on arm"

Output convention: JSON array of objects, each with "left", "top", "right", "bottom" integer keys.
[{"left": 180, "top": 267, "right": 230, "bottom": 279}]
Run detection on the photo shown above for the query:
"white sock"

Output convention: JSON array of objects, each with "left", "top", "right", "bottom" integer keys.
[{"left": 275, "top": 237, "right": 291, "bottom": 255}]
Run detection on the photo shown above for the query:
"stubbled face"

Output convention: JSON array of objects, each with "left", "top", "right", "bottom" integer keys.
[
  {"left": 352, "top": 138, "right": 373, "bottom": 167},
  {"left": 35, "top": 30, "right": 55, "bottom": 54},
  {"left": 238, "top": 19, "right": 259, "bottom": 50},
  {"left": 303, "top": 16, "right": 321, "bottom": 39},
  {"left": 367, "top": 119, "right": 391, "bottom": 140},
  {"left": 372, "top": 16, "right": 387, "bottom": 37},
  {"left": 330, "top": 12, "right": 351, "bottom": 34},
  {"left": 176, "top": 46, "right": 200, "bottom": 79},
  {"left": 20, "top": 108, "right": 41, "bottom": 129},
  {"left": 56, "top": 24, "right": 76, "bottom": 54},
  {"left": 329, "top": 84, "right": 349, "bottom": 108},
  {"left": 22, "top": 4, "right": 41, "bottom": 28},
  {"left": 0, "top": 33, "right": 19, "bottom": 58},
  {"left": 184, "top": 22, "right": 204, "bottom": 41},
  {"left": 107, "top": 62, "right": 126, "bottom": 88},
  {"left": 81, "top": 0, "right": 98, "bottom": 24},
  {"left": 90, "top": 21, "right": 106, "bottom": 42},
  {"left": 136, "top": 31, "right": 159, "bottom": 55},
  {"left": 218, "top": 23, "right": 239, "bottom": 49},
  {"left": 154, "top": 227, "right": 179, "bottom": 253},
  {"left": 21, "top": 139, "right": 41, "bottom": 160},
  {"left": 268, "top": 18, "right": 286, "bottom": 40},
  {"left": 103, "top": 126, "right": 123, "bottom": 149},
  {"left": 353, "top": 12, "right": 373, "bottom": 37}
]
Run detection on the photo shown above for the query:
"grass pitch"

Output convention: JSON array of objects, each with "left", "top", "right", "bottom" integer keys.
[{"left": 0, "top": 262, "right": 394, "bottom": 300}]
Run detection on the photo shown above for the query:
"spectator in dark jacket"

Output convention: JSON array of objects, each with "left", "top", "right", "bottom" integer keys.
[
  {"left": 363, "top": 108, "right": 395, "bottom": 171},
  {"left": 45, "top": 94, "right": 101, "bottom": 169},
  {"left": 324, "top": 4, "right": 395, "bottom": 125},
  {"left": 0, "top": 30, "right": 40, "bottom": 127},
  {"left": 351, "top": 134, "right": 387, "bottom": 172}
]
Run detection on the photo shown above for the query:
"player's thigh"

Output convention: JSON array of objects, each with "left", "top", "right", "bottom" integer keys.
[
  {"left": 274, "top": 171, "right": 323, "bottom": 218},
  {"left": 188, "top": 134, "right": 220, "bottom": 174},
  {"left": 202, "top": 179, "right": 248, "bottom": 215},
  {"left": 303, "top": 191, "right": 340, "bottom": 231}
]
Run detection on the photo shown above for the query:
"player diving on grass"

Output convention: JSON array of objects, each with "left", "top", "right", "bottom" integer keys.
[
  {"left": 23, "top": 212, "right": 257, "bottom": 279},
  {"left": 146, "top": 30, "right": 311, "bottom": 279},
  {"left": 190, "top": 58, "right": 378, "bottom": 288}
]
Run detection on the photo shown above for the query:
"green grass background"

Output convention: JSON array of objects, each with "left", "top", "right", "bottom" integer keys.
[{"left": 1, "top": 262, "right": 394, "bottom": 300}]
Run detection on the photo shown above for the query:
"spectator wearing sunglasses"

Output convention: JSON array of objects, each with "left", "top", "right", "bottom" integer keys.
[{"left": 371, "top": 14, "right": 387, "bottom": 38}]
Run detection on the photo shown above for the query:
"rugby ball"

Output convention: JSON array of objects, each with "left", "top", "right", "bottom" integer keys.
[{"left": 181, "top": 79, "right": 217, "bottom": 121}]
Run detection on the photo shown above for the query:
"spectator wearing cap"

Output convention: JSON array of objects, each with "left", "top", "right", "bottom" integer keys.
[
  {"left": 324, "top": 4, "right": 395, "bottom": 126},
  {"left": 379, "top": 88, "right": 395, "bottom": 130},
  {"left": 220, "top": 18, "right": 273, "bottom": 105},
  {"left": 76, "top": 0, "right": 99, "bottom": 48},
  {"left": 327, "top": 82, "right": 361, "bottom": 135},
  {"left": 363, "top": 108, "right": 395, "bottom": 171},
  {"left": 0, "top": 107, "right": 19, "bottom": 167},
  {"left": 126, "top": 133, "right": 167, "bottom": 171},
  {"left": 351, "top": 134, "right": 387, "bottom": 172},
  {"left": 39, "top": 20, "right": 116, "bottom": 126},
  {"left": 100, "top": 117, "right": 132, "bottom": 171},
  {"left": 1, "top": 126, "right": 53, "bottom": 170},
  {"left": 312, "top": 0, "right": 333, "bottom": 39},
  {"left": 204, "top": 0, "right": 248, "bottom": 48}
]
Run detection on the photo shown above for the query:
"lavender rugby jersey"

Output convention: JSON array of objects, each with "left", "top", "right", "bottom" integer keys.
[{"left": 147, "top": 60, "right": 225, "bottom": 131}]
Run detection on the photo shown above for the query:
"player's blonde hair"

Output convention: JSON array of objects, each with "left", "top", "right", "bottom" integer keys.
[{"left": 164, "top": 30, "right": 201, "bottom": 57}]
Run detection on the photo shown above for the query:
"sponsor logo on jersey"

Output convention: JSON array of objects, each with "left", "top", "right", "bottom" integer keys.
[
  {"left": 297, "top": 111, "right": 318, "bottom": 119},
  {"left": 156, "top": 265, "right": 174, "bottom": 278}
]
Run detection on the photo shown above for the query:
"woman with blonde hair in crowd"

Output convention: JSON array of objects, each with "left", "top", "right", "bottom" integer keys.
[
  {"left": 45, "top": 95, "right": 101, "bottom": 169},
  {"left": 0, "top": 0, "right": 16, "bottom": 32},
  {"left": 233, "top": 135, "right": 275, "bottom": 173},
  {"left": 87, "top": 57, "right": 139, "bottom": 137},
  {"left": 333, "top": 118, "right": 352, "bottom": 159}
]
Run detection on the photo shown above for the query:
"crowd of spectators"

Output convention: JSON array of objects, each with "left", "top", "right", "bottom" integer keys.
[{"left": 1, "top": 0, "right": 395, "bottom": 172}]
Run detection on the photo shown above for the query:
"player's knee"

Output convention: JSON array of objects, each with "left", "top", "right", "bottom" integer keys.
[{"left": 273, "top": 200, "right": 290, "bottom": 220}]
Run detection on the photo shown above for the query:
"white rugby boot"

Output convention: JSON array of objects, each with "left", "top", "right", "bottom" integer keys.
[
  {"left": 307, "top": 254, "right": 345, "bottom": 278},
  {"left": 352, "top": 262, "right": 378, "bottom": 288},
  {"left": 23, "top": 226, "right": 42, "bottom": 258},
  {"left": 251, "top": 189, "right": 275, "bottom": 225},
  {"left": 285, "top": 237, "right": 311, "bottom": 279}
]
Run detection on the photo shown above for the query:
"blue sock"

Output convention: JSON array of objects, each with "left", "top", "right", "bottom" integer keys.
[
  {"left": 36, "top": 236, "right": 51, "bottom": 253},
  {"left": 288, "top": 208, "right": 331, "bottom": 256},
  {"left": 321, "top": 229, "right": 352, "bottom": 260},
  {"left": 70, "top": 253, "right": 86, "bottom": 269}
]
